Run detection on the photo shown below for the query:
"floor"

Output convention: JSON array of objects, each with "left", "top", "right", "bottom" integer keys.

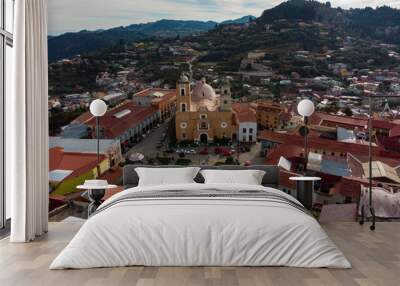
[{"left": 0, "top": 222, "right": 399, "bottom": 286}]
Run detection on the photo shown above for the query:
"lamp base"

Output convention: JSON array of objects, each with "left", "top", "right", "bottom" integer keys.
[
  {"left": 358, "top": 204, "right": 376, "bottom": 231},
  {"left": 87, "top": 189, "right": 105, "bottom": 217}
]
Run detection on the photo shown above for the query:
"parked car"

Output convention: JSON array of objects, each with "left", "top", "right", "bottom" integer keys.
[
  {"left": 215, "top": 147, "right": 232, "bottom": 156},
  {"left": 221, "top": 149, "right": 233, "bottom": 156},
  {"left": 214, "top": 147, "right": 227, "bottom": 154},
  {"left": 199, "top": 148, "right": 209, "bottom": 155}
]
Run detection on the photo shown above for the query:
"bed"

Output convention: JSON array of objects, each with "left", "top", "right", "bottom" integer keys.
[{"left": 50, "top": 165, "right": 351, "bottom": 269}]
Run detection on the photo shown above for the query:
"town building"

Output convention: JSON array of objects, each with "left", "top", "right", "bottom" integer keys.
[
  {"left": 73, "top": 101, "right": 159, "bottom": 151},
  {"left": 102, "top": 92, "right": 127, "bottom": 107},
  {"left": 49, "top": 137, "right": 123, "bottom": 167},
  {"left": 49, "top": 147, "right": 109, "bottom": 196},
  {"left": 132, "top": 88, "right": 176, "bottom": 121},
  {"left": 232, "top": 103, "right": 257, "bottom": 143},
  {"left": 175, "top": 75, "right": 236, "bottom": 143},
  {"left": 258, "top": 130, "right": 391, "bottom": 158},
  {"left": 254, "top": 101, "right": 285, "bottom": 130}
]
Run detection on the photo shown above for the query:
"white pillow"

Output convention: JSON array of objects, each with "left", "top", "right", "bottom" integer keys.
[
  {"left": 135, "top": 167, "right": 201, "bottom": 186},
  {"left": 200, "top": 169, "right": 266, "bottom": 185}
]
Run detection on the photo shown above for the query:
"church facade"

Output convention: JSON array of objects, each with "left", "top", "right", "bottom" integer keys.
[{"left": 175, "top": 74, "right": 236, "bottom": 143}]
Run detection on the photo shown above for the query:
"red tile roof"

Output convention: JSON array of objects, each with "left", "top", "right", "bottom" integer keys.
[
  {"left": 134, "top": 88, "right": 175, "bottom": 98},
  {"left": 99, "top": 166, "right": 123, "bottom": 184},
  {"left": 232, "top": 103, "right": 257, "bottom": 123},
  {"left": 256, "top": 101, "right": 284, "bottom": 112},
  {"left": 258, "top": 130, "right": 388, "bottom": 157},
  {"left": 389, "top": 125, "right": 400, "bottom": 138},
  {"left": 49, "top": 147, "right": 106, "bottom": 182},
  {"left": 73, "top": 101, "right": 158, "bottom": 139},
  {"left": 134, "top": 88, "right": 176, "bottom": 106},
  {"left": 330, "top": 177, "right": 363, "bottom": 198},
  {"left": 310, "top": 112, "right": 367, "bottom": 128},
  {"left": 312, "top": 112, "right": 400, "bottom": 133},
  {"left": 265, "top": 144, "right": 305, "bottom": 165},
  {"left": 349, "top": 153, "right": 400, "bottom": 169}
]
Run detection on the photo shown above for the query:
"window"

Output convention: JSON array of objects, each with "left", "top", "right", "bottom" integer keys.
[
  {"left": 249, "top": 135, "right": 253, "bottom": 142},
  {"left": 199, "top": 122, "right": 208, "bottom": 130},
  {"left": 200, "top": 114, "right": 207, "bottom": 119},
  {"left": 1, "top": 0, "right": 14, "bottom": 229},
  {"left": 249, "top": 128, "right": 253, "bottom": 133},
  {"left": 181, "top": 103, "right": 186, "bottom": 112},
  {"left": 180, "top": 88, "right": 185, "bottom": 96},
  {"left": 243, "top": 128, "right": 247, "bottom": 133}
]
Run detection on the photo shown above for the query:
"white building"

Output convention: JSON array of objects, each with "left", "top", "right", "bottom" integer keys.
[
  {"left": 102, "top": 92, "right": 127, "bottom": 106},
  {"left": 232, "top": 103, "right": 257, "bottom": 143}
]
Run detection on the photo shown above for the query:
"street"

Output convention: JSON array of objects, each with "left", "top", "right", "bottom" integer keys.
[{"left": 125, "top": 119, "right": 171, "bottom": 160}]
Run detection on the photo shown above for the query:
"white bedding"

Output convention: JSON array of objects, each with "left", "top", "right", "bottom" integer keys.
[{"left": 50, "top": 183, "right": 351, "bottom": 269}]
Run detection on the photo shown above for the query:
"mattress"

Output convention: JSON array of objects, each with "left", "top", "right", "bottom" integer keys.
[{"left": 50, "top": 183, "right": 351, "bottom": 269}]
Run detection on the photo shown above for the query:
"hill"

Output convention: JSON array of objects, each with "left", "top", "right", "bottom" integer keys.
[
  {"left": 221, "top": 15, "right": 256, "bottom": 25},
  {"left": 48, "top": 16, "right": 259, "bottom": 61},
  {"left": 48, "top": 1, "right": 400, "bottom": 62},
  {"left": 48, "top": 20, "right": 218, "bottom": 61},
  {"left": 257, "top": 0, "right": 400, "bottom": 43}
]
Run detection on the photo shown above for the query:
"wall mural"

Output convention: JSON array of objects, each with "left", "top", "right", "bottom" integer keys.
[{"left": 47, "top": 0, "right": 400, "bottom": 220}]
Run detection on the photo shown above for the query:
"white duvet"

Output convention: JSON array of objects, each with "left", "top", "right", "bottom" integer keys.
[{"left": 50, "top": 183, "right": 351, "bottom": 269}]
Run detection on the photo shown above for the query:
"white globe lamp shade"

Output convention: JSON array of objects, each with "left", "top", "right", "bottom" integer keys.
[
  {"left": 90, "top": 99, "right": 108, "bottom": 117},
  {"left": 297, "top": 99, "right": 315, "bottom": 117}
]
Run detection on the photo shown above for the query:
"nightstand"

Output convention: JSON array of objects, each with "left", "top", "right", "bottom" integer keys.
[
  {"left": 289, "top": 176, "right": 321, "bottom": 210},
  {"left": 77, "top": 180, "right": 117, "bottom": 216}
]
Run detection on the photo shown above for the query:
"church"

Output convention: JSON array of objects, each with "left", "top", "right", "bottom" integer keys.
[{"left": 175, "top": 74, "right": 236, "bottom": 143}]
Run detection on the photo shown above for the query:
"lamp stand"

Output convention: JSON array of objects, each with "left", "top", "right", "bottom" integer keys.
[
  {"left": 304, "top": 116, "right": 309, "bottom": 174},
  {"left": 96, "top": 116, "right": 100, "bottom": 164},
  {"left": 359, "top": 93, "right": 376, "bottom": 231}
]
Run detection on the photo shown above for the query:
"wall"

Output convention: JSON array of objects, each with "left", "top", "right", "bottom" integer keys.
[{"left": 238, "top": 122, "right": 257, "bottom": 142}]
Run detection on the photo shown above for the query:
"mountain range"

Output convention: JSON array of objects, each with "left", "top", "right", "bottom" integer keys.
[
  {"left": 48, "top": 0, "right": 400, "bottom": 61},
  {"left": 257, "top": 0, "right": 400, "bottom": 41},
  {"left": 48, "top": 16, "right": 255, "bottom": 61}
]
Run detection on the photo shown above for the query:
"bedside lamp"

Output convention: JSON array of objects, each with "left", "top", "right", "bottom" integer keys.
[
  {"left": 90, "top": 99, "right": 108, "bottom": 164},
  {"left": 297, "top": 99, "right": 315, "bottom": 172},
  {"left": 85, "top": 99, "right": 108, "bottom": 216},
  {"left": 292, "top": 99, "right": 318, "bottom": 211}
]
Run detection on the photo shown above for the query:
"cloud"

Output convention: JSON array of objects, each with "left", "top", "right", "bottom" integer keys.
[{"left": 48, "top": 0, "right": 400, "bottom": 35}]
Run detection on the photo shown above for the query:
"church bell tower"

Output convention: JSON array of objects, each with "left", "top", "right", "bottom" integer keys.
[
  {"left": 220, "top": 77, "right": 232, "bottom": 111},
  {"left": 176, "top": 73, "right": 191, "bottom": 113}
]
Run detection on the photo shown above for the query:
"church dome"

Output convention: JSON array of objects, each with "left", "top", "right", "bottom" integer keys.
[{"left": 192, "top": 78, "right": 218, "bottom": 102}]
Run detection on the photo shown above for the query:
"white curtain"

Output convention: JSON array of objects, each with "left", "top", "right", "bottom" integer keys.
[{"left": 8, "top": 0, "right": 49, "bottom": 242}]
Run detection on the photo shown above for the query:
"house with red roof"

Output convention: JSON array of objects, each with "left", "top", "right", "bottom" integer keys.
[
  {"left": 311, "top": 112, "right": 400, "bottom": 139},
  {"left": 232, "top": 103, "right": 257, "bottom": 143},
  {"left": 258, "top": 130, "right": 391, "bottom": 158},
  {"left": 73, "top": 101, "right": 159, "bottom": 151},
  {"left": 132, "top": 88, "right": 176, "bottom": 121},
  {"left": 49, "top": 147, "right": 108, "bottom": 196},
  {"left": 259, "top": 129, "right": 400, "bottom": 210},
  {"left": 379, "top": 124, "right": 400, "bottom": 153}
]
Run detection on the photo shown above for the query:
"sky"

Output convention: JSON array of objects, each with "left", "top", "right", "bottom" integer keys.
[{"left": 48, "top": 0, "right": 400, "bottom": 35}]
